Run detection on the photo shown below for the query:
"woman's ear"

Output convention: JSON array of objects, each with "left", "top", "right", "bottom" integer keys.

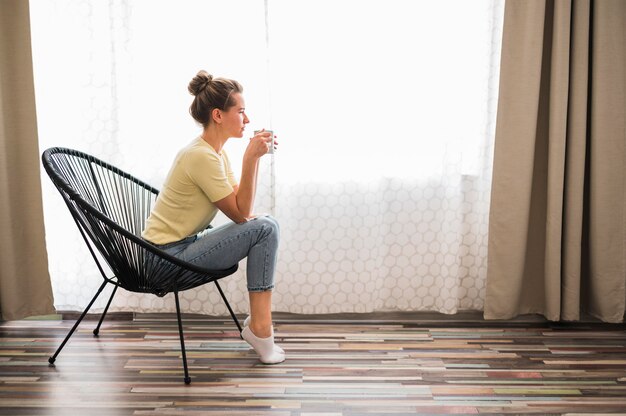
[{"left": 211, "top": 108, "right": 222, "bottom": 124}]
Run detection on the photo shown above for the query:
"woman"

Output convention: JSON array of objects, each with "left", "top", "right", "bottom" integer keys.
[{"left": 142, "top": 70, "right": 284, "bottom": 364}]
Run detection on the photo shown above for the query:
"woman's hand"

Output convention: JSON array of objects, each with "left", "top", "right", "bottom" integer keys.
[{"left": 245, "top": 129, "right": 275, "bottom": 160}]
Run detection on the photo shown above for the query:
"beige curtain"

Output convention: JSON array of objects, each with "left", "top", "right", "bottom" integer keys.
[
  {"left": 0, "top": 0, "right": 55, "bottom": 320},
  {"left": 485, "top": 0, "right": 626, "bottom": 322}
]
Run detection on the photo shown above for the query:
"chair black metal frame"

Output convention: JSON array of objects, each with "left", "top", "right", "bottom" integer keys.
[{"left": 41, "top": 147, "right": 242, "bottom": 384}]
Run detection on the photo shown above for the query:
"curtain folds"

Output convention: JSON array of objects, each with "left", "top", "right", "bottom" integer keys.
[
  {"left": 485, "top": 0, "right": 626, "bottom": 322},
  {"left": 0, "top": 0, "right": 55, "bottom": 320}
]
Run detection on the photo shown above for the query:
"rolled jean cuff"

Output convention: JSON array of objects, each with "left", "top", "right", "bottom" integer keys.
[{"left": 248, "top": 284, "right": 275, "bottom": 292}]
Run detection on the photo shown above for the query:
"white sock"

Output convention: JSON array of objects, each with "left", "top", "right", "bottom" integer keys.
[
  {"left": 241, "top": 326, "right": 285, "bottom": 364},
  {"left": 243, "top": 316, "right": 284, "bottom": 354}
]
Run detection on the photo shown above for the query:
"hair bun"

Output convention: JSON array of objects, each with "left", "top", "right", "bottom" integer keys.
[{"left": 188, "top": 70, "right": 213, "bottom": 96}]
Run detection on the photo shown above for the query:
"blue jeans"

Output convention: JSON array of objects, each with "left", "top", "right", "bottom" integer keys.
[{"left": 156, "top": 215, "right": 280, "bottom": 292}]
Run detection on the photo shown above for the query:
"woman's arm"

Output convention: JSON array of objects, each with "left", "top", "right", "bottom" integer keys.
[
  {"left": 213, "top": 131, "right": 271, "bottom": 223},
  {"left": 212, "top": 191, "right": 249, "bottom": 224},
  {"left": 235, "top": 153, "right": 260, "bottom": 217}
]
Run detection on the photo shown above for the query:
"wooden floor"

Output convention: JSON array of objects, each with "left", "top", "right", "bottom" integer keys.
[{"left": 1, "top": 313, "right": 626, "bottom": 415}]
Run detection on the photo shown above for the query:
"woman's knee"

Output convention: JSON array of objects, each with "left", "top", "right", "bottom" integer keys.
[
  {"left": 260, "top": 214, "right": 279, "bottom": 227},
  {"left": 254, "top": 215, "right": 280, "bottom": 241},
  {"left": 256, "top": 215, "right": 279, "bottom": 230}
]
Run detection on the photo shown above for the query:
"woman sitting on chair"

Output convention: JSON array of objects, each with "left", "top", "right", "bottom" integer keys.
[{"left": 142, "top": 70, "right": 284, "bottom": 364}]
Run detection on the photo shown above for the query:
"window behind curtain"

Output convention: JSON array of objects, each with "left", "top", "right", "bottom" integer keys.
[{"left": 31, "top": 0, "right": 504, "bottom": 315}]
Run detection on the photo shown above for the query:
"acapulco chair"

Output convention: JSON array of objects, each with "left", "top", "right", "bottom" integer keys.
[{"left": 41, "top": 147, "right": 241, "bottom": 384}]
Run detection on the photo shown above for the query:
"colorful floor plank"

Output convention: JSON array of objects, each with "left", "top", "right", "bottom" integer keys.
[{"left": 0, "top": 313, "right": 625, "bottom": 414}]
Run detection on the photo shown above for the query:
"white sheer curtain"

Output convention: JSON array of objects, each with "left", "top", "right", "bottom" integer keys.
[{"left": 31, "top": 0, "right": 504, "bottom": 315}]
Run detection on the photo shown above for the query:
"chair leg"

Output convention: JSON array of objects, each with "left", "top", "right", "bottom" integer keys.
[
  {"left": 93, "top": 284, "right": 118, "bottom": 336},
  {"left": 174, "top": 291, "right": 191, "bottom": 385},
  {"left": 214, "top": 280, "right": 242, "bottom": 334},
  {"left": 49, "top": 280, "right": 108, "bottom": 365}
]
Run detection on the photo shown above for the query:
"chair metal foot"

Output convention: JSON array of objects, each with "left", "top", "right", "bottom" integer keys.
[
  {"left": 48, "top": 357, "right": 55, "bottom": 365},
  {"left": 214, "top": 280, "right": 242, "bottom": 333},
  {"left": 93, "top": 285, "right": 118, "bottom": 337},
  {"left": 49, "top": 280, "right": 108, "bottom": 364},
  {"left": 174, "top": 291, "right": 191, "bottom": 384}
]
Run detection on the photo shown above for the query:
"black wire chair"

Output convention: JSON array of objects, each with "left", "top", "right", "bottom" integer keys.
[{"left": 41, "top": 147, "right": 241, "bottom": 384}]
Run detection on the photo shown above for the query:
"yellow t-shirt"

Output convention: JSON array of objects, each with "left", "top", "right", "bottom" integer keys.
[{"left": 142, "top": 136, "right": 238, "bottom": 245}]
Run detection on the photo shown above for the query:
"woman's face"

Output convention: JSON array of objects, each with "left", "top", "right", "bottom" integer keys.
[{"left": 221, "top": 92, "right": 249, "bottom": 138}]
